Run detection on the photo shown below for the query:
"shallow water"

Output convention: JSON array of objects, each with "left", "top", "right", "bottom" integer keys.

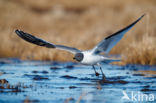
[{"left": 0, "top": 59, "right": 156, "bottom": 103}]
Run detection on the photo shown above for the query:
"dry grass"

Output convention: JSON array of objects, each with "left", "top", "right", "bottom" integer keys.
[
  {"left": 121, "top": 35, "right": 156, "bottom": 65},
  {"left": 0, "top": 0, "right": 156, "bottom": 65}
]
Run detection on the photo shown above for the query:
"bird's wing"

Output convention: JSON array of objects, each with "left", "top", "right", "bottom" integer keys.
[
  {"left": 15, "top": 30, "right": 81, "bottom": 54},
  {"left": 91, "top": 14, "right": 145, "bottom": 54}
]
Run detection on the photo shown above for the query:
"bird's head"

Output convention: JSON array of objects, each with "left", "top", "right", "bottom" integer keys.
[{"left": 73, "top": 53, "right": 84, "bottom": 62}]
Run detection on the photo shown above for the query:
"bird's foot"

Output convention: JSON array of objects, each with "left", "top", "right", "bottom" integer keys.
[
  {"left": 102, "top": 76, "right": 107, "bottom": 81},
  {"left": 95, "top": 72, "right": 100, "bottom": 76}
]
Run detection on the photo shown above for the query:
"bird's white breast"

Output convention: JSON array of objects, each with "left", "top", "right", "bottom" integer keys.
[{"left": 81, "top": 51, "right": 104, "bottom": 65}]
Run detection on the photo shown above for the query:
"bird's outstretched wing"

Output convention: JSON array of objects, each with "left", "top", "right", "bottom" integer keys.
[
  {"left": 91, "top": 14, "right": 145, "bottom": 54},
  {"left": 15, "top": 30, "right": 81, "bottom": 54}
]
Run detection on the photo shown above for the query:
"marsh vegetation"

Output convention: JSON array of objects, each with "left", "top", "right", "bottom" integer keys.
[{"left": 0, "top": 0, "right": 156, "bottom": 65}]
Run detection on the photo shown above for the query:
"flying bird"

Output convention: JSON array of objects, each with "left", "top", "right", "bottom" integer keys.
[{"left": 15, "top": 14, "right": 144, "bottom": 80}]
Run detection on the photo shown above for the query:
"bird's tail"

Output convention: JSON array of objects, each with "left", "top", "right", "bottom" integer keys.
[{"left": 101, "top": 58, "right": 121, "bottom": 64}]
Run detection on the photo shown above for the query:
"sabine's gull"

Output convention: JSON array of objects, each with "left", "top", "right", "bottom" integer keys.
[{"left": 15, "top": 14, "right": 144, "bottom": 80}]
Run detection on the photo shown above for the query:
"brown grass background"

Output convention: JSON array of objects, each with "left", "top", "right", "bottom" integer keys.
[{"left": 0, "top": 0, "right": 156, "bottom": 65}]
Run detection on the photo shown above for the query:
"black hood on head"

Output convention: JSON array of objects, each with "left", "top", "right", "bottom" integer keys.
[{"left": 73, "top": 53, "right": 84, "bottom": 62}]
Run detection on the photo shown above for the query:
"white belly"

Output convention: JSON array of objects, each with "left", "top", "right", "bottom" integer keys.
[{"left": 81, "top": 51, "right": 104, "bottom": 65}]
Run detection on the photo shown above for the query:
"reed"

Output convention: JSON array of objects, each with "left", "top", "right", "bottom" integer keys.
[{"left": 0, "top": 0, "right": 155, "bottom": 65}]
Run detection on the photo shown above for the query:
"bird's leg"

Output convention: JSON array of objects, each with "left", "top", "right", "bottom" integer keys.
[
  {"left": 99, "top": 66, "right": 106, "bottom": 80},
  {"left": 92, "top": 65, "right": 100, "bottom": 76}
]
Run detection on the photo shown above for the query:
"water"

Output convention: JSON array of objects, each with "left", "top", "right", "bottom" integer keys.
[{"left": 0, "top": 59, "right": 156, "bottom": 103}]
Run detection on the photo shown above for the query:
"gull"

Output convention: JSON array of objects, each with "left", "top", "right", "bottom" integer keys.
[{"left": 15, "top": 14, "right": 144, "bottom": 80}]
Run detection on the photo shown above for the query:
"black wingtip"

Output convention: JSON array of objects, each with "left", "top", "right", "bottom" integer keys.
[
  {"left": 142, "top": 13, "right": 146, "bottom": 17},
  {"left": 14, "top": 29, "right": 56, "bottom": 48},
  {"left": 105, "top": 14, "right": 145, "bottom": 40},
  {"left": 15, "top": 29, "right": 22, "bottom": 35},
  {"left": 139, "top": 14, "right": 145, "bottom": 20},
  {"left": 15, "top": 29, "right": 20, "bottom": 33},
  {"left": 15, "top": 29, "right": 26, "bottom": 37},
  {"left": 133, "top": 14, "right": 145, "bottom": 23}
]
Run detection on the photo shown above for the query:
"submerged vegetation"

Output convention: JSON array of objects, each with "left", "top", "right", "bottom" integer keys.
[{"left": 0, "top": 0, "right": 156, "bottom": 65}]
